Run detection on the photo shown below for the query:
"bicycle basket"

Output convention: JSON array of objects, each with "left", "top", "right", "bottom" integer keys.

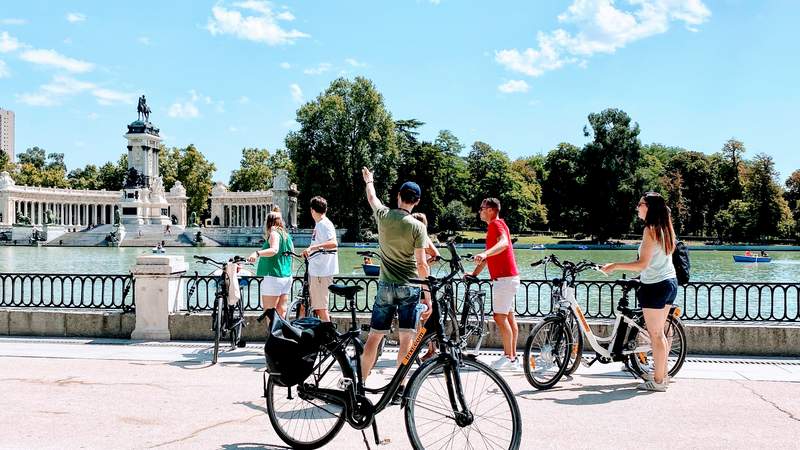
[{"left": 263, "top": 311, "right": 337, "bottom": 387}]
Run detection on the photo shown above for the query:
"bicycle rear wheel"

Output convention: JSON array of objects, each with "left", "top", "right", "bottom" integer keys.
[
  {"left": 265, "top": 350, "right": 348, "bottom": 449},
  {"left": 212, "top": 297, "right": 223, "bottom": 364},
  {"left": 228, "top": 302, "right": 245, "bottom": 349},
  {"left": 627, "top": 314, "right": 687, "bottom": 378},
  {"left": 405, "top": 358, "right": 522, "bottom": 450},
  {"left": 461, "top": 291, "right": 486, "bottom": 352},
  {"left": 523, "top": 316, "right": 571, "bottom": 390}
]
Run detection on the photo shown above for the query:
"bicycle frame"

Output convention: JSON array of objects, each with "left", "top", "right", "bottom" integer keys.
[
  {"left": 289, "top": 243, "right": 473, "bottom": 430},
  {"left": 557, "top": 283, "right": 650, "bottom": 361}
]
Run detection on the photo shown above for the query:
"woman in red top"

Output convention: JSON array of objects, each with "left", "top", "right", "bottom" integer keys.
[{"left": 471, "top": 198, "right": 521, "bottom": 371}]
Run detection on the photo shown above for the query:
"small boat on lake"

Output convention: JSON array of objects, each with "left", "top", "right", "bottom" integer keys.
[{"left": 733, "top": 255, "right": 771, "bottom": 263}]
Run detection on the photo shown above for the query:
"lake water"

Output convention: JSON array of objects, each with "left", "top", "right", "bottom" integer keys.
[{"left": 1, "top": 246, "right": 799, "bottom": 282}]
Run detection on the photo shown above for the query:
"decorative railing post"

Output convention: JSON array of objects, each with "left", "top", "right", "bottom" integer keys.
[{"left": 131, "top": 255, "right": 186, "bottom": 340}]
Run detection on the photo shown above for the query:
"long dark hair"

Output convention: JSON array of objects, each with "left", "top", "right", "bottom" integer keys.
[{"left": 642, "top": 192, "right": 676, "bottom": 254}]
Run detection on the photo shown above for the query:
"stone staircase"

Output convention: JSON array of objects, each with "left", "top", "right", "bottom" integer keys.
[
  {"left": 119, "top": 224, "right": 194, "bottom": 247},
  {"left": 44, "top": 225, "right": 116, "bottom": 247}
]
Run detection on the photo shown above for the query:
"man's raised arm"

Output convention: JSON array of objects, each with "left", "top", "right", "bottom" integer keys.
[{"left": 362, "top": 167, "right": 384, "bottom": 211}]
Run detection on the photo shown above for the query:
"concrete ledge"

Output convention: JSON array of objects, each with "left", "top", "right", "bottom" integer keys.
[
  {"left": 0, "top": 309, "right": 134, "bottom": 338},
  {"left": 3, "top": 309, "right": 800, "bottom": 356}
]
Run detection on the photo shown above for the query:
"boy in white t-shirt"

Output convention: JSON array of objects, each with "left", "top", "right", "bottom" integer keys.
[{"left": 302, "top": 196, "right": 339, "bottom": 321}]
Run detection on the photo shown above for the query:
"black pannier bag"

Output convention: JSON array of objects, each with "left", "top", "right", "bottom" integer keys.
[
  {"left": 672, "top": 240, "right": 690, "bottom": 286},
  {"left": 263, "top": 310, "right": 337, "bottom": 387}
]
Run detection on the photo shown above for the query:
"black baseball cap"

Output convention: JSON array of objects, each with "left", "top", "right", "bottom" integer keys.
[{"left": 400, "top": 181, "right": 421, "bottom": 197}]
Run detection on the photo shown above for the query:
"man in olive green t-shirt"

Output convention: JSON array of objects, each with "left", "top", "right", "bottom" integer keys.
[{"left": 361, "top": 167, "right": 432, "bottom": 401}]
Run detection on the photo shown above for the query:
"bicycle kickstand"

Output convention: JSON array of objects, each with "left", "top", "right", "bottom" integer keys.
[{"left": 581, "top": 356, "right": 597, "bottom": 368}]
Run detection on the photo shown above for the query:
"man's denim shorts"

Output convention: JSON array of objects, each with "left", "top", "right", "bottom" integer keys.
[{"left": 370, "top": 280, "right": 421, "bottom": 333}]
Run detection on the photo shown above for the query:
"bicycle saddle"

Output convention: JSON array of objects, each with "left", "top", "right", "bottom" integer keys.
[
  {"left": 327, "top": 284, "right": 363, "bottom": 298},
  {"left": 614, "top": 278, "right": 641, "bottom": 290}
]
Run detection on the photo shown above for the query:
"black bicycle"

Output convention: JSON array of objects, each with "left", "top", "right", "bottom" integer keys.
[
  {"left": 264, "top": 241, "right": 522, "bottom": 449},
  {"left": 284, "top": 249, "right": 338, "bottom": 320},
  {"left": 193, "top": 255, "right": 248, "bottom": 364}
]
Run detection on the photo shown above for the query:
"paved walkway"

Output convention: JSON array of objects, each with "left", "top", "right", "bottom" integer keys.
[{"left": 1, "top": 337, "right": 799, "bottom": 449}]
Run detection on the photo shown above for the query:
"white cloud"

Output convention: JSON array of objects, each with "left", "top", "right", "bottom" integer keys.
[
  {"left": 279, "top": 61, "right": 291, "bottom": 69},
  {"left": 206, "top": 3, "right": 309, "bottom": 46},
  {"left": 87, "top": 112, "right": 99, "bottom": 120},
  {"left": 238, "top": 95, "right": 250, "bottom": 104},
  {"left": 289, "top": 83, "right": 303, "bottom": 103},
  {"left": 168, "top": 101, "right": 200, "bottom": 118},
  {"left": 167, "top": 90, "right": 223, "bottom": 118},
  {"left": 0, "top": 31, "right": 23, "bottom": 53},
  {"left": 228, "top": 125, "right": 239, "bottom": 133},
  {"left": 497, "top": 79, "right": 530, "bottom": 94},
  {"left": 17, "top": 75, "right": 135, "bottom": 106},
  {"left": 93, "top": 88, "right": 136, "bottom": 105},
  {"left": 345, "top": 58, "right": 366, "bottom": 67},
  {"left": 19, "top": 49, "right": 94, "bottom": 73},
  {"left": 0, "top": 18, "right": 27, "bottom": 25},
  {"left": 303, "top": 62, "right": 331, "bottom": 75},
  {"left": 496, "top": 0, "right": 711, "bottom": 77},
  {"left": 138, "top": 36, "right": 151, "bottom": 46},
  {"left": 0, "top": 60, "right": 9, "bottom": 78},
  {"left": 66, "top": 13, "right": 86, "bottom": 23}
]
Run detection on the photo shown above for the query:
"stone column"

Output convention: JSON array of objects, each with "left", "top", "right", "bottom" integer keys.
[{"left": 131, "top": 255, "right": 187, "bottom": 340}]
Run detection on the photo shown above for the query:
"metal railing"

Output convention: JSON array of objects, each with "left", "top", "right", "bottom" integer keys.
[
  {"left": 180, "top": 275, "right": 800, "bottom": 322},
  {"left": 0, "top": 273, "right": 135, "bottom": 311}
]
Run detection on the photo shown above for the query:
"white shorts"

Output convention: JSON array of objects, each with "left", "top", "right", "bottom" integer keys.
[
  {"left": 492, "top": 276, "right": 520, "bottom": 314},
  {"left": 260, "top": 276, "right": 292, "bottom": 296}
]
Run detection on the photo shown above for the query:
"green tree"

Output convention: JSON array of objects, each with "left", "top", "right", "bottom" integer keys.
[
  {"left": 229, "top": 148, "right": 273, "bottom": 192},
  {"left": 68, "top": 164, "right": 100, "bottom": 190},
  {"left": 665, "top": 151, "right": 714, "bottom": 235},
  {"left": 744, "top": 154, "right": 793, "bottom": 239},
  {"left": 713, "top": 199, "right": 754, "bottom": 242},
  {"left": 160, "top": 145, "right": 216, "bottom": 218},
  {"left": 580, "top": 108, "right": 643, "bottom": 240},
  {"left": 439, "top": 200, "right": 472, "bottom": 237},
  {"left": 18, "top": 147, "right": 46, "bottom": 169},
  {"left": 97, "top": 154, "right": 127, "bottom": 191},
  {"left": 178, "top": 145, "right": 216, "bottom": 218},
  {"left": 287, "top": 77, "right": 398, "bottom": 239},
  {"left": 466, "top": 141, "right": 542, "bottom": 232},
  {"left": 542, "top": 143, "right": 585, "bottom": 234},
  {"left": 268, "top": 148, "right": 294, "bottom": 176},
  {"left": 510, "top": 157, "right": 548, "bottom": 227}
]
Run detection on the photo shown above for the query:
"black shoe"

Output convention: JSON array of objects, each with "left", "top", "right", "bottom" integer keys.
[
  {"left": 237, "top": 339, "right": 247, "bottom": 348},
  {"left": 391, "top": 385, "right": 405, "bottom": 406}
]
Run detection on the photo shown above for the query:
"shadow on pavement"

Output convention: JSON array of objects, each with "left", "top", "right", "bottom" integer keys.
[
  {"left": 219, "top": 443, "right": 291, "bottom": 450},
  {"left": 516, "top": 382, "right": 652, "bottom": 405}
]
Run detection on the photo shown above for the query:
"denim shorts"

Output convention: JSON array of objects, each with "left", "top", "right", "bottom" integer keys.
[
  {"left": 370, "top": 281, "right": 421, "bottom": 333},
  {"left": 637, "top": 278, "right": 678, "bottom": 309}
]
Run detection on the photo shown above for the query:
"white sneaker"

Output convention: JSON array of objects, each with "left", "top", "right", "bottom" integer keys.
[
  {"left": 495, "top": 357, "right": 517, "bottom": 372},
  {"left": 642, "top": 373, "right": 671, "bottom": 385},
  {"left": 490, "top": 356, "right": 509, "bottom": 369},
  {"left": 509, "top": 357, "right": 523, "bottom": 372}
]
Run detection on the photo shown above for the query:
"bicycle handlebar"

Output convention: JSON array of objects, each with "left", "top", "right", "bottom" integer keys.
[{"left": 282, "top": 249, "right": 337, "bottom": 259}]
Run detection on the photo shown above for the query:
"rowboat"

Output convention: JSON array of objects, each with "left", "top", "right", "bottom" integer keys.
[{"left": 733, "top": 255, "right": 771, "bottom": 263}]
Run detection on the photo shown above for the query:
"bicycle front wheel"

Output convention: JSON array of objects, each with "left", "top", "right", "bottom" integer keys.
[
  {"left": 565, "top": 311, "right": 583, "bottom": 375},
  {"left": 265, "top": 351, "right": 349, "bottom": 449},
  {"left": 405, "top": 358, "right": 522, "bottom": 450},
  {"left": 523, "top": 317, "right": 571, "bottom": 390}
]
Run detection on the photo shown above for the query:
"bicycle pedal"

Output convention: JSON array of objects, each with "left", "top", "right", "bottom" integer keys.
[{"left": 581, "top": 357, "right": 597, "bottom": 368}]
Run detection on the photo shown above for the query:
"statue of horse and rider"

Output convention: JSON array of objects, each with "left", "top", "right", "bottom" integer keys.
[{"left": 137, "top": 95, "right": 151, "bottom": 122}]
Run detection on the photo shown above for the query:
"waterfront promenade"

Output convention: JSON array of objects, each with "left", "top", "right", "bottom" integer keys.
[{"left": 1, "top": 337, "right": 799, "bottom": 450}]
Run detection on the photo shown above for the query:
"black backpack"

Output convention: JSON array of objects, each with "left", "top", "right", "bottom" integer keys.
[
  {"left": 263, "top": 311, "right": 337, "bottom": 387},
  {"left": 672, "top": 240, "right": 690, "bottom": 286}
]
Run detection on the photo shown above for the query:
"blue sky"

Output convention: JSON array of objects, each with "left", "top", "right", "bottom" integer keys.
[{"left": 1, "top": 0, "right": 798, "bottom": 183}]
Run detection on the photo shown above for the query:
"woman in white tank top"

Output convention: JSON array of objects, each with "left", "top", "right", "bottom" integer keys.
[{"left": 601, "top": 192, "right": 678, "bottom": 392}]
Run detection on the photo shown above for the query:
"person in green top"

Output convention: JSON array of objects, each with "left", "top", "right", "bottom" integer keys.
[
  {"left": 247, "top": 212, "right": 294, "bottom": 318},
  {"left": 360, "top": 167, "right": 432, "bottom": 403}
]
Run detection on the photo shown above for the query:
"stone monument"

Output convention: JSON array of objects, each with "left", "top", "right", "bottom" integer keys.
[{"left": 121, "top": 96, "right": 170, "bottom": 225}]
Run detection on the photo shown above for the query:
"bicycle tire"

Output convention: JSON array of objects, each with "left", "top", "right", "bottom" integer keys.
[
  {"left": 565, "top": 311, "right": 583, "bottom": 375},
  {"left": 265, "top": 351, "right": 349, "bottom": 449},
  {"left": 229, "top": 301, "right": 244, "bottom": 349},
  {"left": 523, "top": 316, "right": 571, "bottom": 390},
  {"left": 627, "top": 314, "right": 687, "bottom": 379},
  {"left": 405, "top": 358, "right": 522, "bottom": 450},
  {"left": 212, "top": 297, "right": 223, "bottom": 364}
]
